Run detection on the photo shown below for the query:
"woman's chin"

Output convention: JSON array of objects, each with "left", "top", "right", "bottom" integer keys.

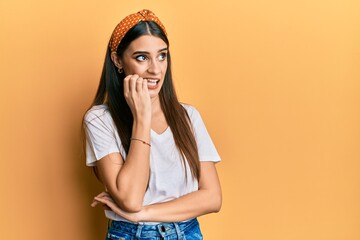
[
  {"left": 148, "top": 86, "right": 162, "bottom": 99},
  {"left": 149, "top": 91, "right": 160, "bottom": 100}
]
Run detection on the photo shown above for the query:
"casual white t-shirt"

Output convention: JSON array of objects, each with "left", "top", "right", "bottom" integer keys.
[{"left": 84, "top": 104, "right": 220, "bottom": 222}]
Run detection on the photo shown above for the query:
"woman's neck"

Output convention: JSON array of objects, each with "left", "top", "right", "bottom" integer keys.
[
  {"left": 151, "top": 96, "right": 162, "bottom": 115},
  {"left": 150, "top": 95, "right": 167, "bottom": 132}
]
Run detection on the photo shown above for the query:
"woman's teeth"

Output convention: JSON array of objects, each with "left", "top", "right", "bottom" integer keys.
[{"left": 145, "top": 79, "right": 159, "bottom": 86}]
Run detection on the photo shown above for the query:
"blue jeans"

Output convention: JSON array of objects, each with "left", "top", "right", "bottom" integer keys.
[{"left": 105, "top": 218, "right": 203, "bottom": 240}]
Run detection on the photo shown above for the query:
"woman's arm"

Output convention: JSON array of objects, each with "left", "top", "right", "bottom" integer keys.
[
  {"left": 141, "top": 162, "right": 222, "bottom": 222},
  {"left": 93, "top": 161, "right": 222, "bottom": 222},
  {"left": 95, "top": 134, "right": 150, "bottom": 213},
  {"left": 95, "top": 75, "right": 152, "bottom": 213}
]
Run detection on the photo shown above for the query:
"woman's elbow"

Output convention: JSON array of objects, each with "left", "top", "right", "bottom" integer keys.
[
  {"left": 208, "top": 192, "right": 222, "bottom": 213},
  {"left": 213, "top": 195, "right": 222, "bottom": 213},
  {"left": 121, "top": 200, "right": 143, "bottom": 213},
  {"left": 113, "top": 194, "right": 143, "bottom": 213}
]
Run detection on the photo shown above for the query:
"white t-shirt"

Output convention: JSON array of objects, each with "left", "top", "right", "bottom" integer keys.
[{"left": 84, "top": 104, "right": 220, "bottom": 222}]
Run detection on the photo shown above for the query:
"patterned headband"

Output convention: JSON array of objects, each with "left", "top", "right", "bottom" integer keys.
[{"left": 109, "top": 9, "right": 167, "bottom": 52}]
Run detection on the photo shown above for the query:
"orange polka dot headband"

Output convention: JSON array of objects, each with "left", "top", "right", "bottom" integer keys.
[{"left": 109, "top": 9, "right": 167, "bottom": 52}]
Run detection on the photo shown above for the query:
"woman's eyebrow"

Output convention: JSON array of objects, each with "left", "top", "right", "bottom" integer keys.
[
  {"left": 158, "top": 47, "right": 168, "bottom": 52},
  {"left": 132, "top": 47, "right": 168, "bottom": 55}
]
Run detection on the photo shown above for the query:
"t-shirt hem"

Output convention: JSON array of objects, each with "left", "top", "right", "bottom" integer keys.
[
  {"left": 199, "top": 156, "right": 221, "bottom": 163},
  {"left": 86, "top": 149, "right": 121, "bottom": 166}
]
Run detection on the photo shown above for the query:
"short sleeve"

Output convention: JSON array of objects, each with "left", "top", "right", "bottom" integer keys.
[
  {"left": 83, "top": 105, "right": 121, "bottom": 166},
  {"left": 184, "top": 105, "right": 221, "bottom": 163}
]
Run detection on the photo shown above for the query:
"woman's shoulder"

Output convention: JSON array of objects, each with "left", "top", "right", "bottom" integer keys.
[
  {"left": 180, "top": 103, "right": 201, "bottom": 119},
  {"left": 83, "top": 104, "right": 111, "bottom": 124}
]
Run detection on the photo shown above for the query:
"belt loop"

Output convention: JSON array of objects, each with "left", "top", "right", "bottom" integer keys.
[
  {"left": 107, "top": 219, "right": 112, "bottom": 230},
  {"left": 156, "top": 224, "right": 166, "bottom": 239},
  {"left": 135, "top": 223, "right": 144, "bottom": 239},
  {"left": 173, "top": 222, "right": 184, "bottom": 239}
]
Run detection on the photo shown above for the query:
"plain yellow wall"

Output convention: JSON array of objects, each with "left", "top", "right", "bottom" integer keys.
[{"left": 1, "top": 0, "right": 359, "bottom": 239}]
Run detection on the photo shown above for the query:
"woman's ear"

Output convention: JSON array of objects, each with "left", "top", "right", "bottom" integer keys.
[{"left": 110, "top": 52, "right": 122, "bottom": 69}]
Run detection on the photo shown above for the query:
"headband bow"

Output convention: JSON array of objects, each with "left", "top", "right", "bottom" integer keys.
[{"left": 109, "top": 9, "right": 167, "bottom": 52}]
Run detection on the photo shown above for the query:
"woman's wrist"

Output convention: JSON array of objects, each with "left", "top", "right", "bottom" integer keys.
[
  {"left": 133, "top": 118, "right": 151, "bottom": 128},
  {"left": 132, "top": 120, "right": 151, "bottom": 141},
  {"left": 137, "top": 205, "right": 150, "bottom": 222}
]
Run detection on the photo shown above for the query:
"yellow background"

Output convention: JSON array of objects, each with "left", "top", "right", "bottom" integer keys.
[{"left": 1, "top": 0, "right": 359, "bottom": 239}]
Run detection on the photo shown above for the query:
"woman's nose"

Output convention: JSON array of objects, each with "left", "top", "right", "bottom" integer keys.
[{"left": 147, "top": 59, "right": 161, "bottom": 74}]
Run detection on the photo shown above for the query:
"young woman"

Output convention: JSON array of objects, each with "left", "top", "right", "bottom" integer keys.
[{"left": 83, "top": 9, "right": 221, "bottom": 240}]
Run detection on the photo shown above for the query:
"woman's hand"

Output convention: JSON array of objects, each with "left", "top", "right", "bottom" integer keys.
[
  {"left": 123, "top": 74, "right": 151, "bottom": 124},
  {"left": 91, "top": 192, "right": 145, "bottom": 223}
]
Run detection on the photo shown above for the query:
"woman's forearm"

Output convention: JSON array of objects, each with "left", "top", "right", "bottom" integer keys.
[
  {"left": 117, "top": 121, "right": 151, "bottom": 210},
  {"left": 99, "top": 121, "right": 151, "bottom": 213},
  {"left": 93, "top": 188, "right": 221, "bottom": 223},
  {"left": 140, "top": 188, "right": 222, "bottom": 222}
]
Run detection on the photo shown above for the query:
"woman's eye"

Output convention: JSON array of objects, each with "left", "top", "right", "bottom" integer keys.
[
  {"left": 135, "top": 55, "right": 147, "bottom": 61},
  {"left": 158, "top": 53, "right": 167, "bottom": 61}
]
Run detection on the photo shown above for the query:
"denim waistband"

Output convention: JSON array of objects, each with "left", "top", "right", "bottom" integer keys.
[{"left": 108, "top": 218, "right": 198, "bottom": 238}]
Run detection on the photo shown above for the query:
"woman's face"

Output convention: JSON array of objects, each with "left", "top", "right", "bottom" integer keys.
[{"left": 118, "top": 35, "right": 168, "bottom": 99}]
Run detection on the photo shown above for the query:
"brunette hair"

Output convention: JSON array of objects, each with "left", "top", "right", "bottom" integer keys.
[{"left": 86, "top": 21, "right": 200, "bottom": 181}]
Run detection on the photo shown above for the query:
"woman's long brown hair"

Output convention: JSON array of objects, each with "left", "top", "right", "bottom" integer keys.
[{"left": 84, "top": 21, "right": 200, "bottom": 181}]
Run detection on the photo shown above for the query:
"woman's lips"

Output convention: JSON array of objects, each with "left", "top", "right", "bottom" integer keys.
[{"left": 144, "top": 78, "right": 160, "bottom": 89}]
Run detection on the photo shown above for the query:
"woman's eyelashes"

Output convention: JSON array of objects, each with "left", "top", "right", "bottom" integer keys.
[
  {"left": 134, "top": 52, "right": 167, "bottom": 62},
  {"left": 158, "top": 52, "right": 167, "bottom": 61},
  {"left": 135, "top": 55, "right": 147, "bottom": 61}
]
